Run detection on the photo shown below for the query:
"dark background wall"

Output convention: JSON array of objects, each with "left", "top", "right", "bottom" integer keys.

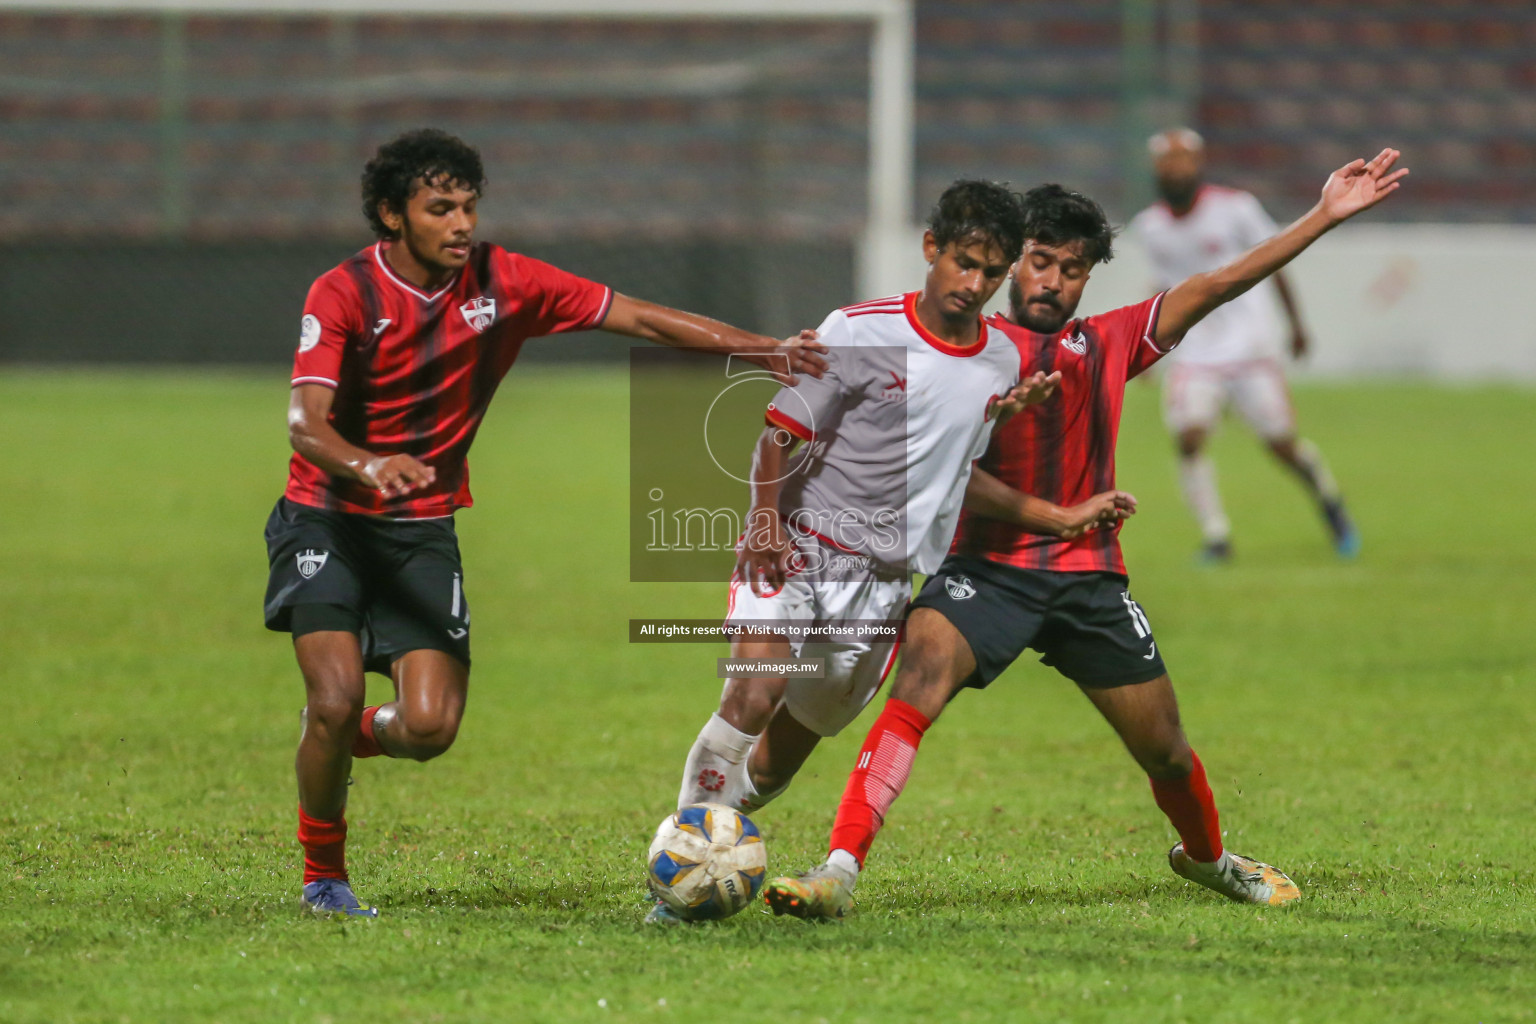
[{"left": 0, "top": 240, "right": 853, "bottom": 363}]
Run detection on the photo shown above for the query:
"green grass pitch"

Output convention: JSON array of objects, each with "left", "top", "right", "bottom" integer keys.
[{"left": 2, "top": 366, "right": 1533, "bottom": 1023}]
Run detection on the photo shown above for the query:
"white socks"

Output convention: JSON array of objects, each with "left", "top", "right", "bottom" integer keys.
[
  {"left": 826, "top": 848, "right": 861, "bottom": 887},
  {"left": 678, "top": 713, "right": 757, "bottom": 809},
  {"left": 1178, "top": 454, "right": 1231, "bottom": 545}
]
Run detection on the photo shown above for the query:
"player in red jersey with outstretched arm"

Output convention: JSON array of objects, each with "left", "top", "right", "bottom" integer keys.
[
  {"left": 266, "top": 128, "right": 826, "bottom": 917},
  {"left": 766, "top": 149, "right": 1407, "bottom": 919}
]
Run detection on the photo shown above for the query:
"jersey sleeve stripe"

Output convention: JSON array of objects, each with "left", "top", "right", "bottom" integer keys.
[
  {"left": 765, "top": 404, "right": 815, "bottom": 443},
  {"left": 842, "top": 293, "right": 905, "bottom": 312},
  {"left": 585, "top": 285, "right": 615, "bottom": 329},
  {"left": 291, "top": 375, "right": 339, "bottom": 388},
  {"left": 1139, "top": 291, "right": 1170, "bottom": 353}
]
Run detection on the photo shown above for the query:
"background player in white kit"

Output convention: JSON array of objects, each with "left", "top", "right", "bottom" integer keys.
[
  {"left": 647, "top": 181, "right": 1129, "bottom": 923},
  {"left": 1131, "top": 128, "right": 1359, "bottom": 562}
]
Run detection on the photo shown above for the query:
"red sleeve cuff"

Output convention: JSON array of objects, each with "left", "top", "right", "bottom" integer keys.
[{"left": 765, "top": 404, "right": 815, "bottom": 443}]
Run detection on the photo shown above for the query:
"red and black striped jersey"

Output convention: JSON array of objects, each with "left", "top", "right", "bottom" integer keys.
[
  {"left": 951, "top": 294, "right": 1169, "bottom": 575},
  {"left": 286, "top": 240, "right": 612, "bottom": 518}
]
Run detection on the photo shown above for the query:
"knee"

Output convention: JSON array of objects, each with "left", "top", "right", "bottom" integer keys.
[
  {"left": 1267, "top": 437, "right": 1299, "bottom": 463},
  {"left": 304, "top": 694, "right": 363, "bottom": 745},
  {"left": 1137, "top": 735, "right": 1194, "bottom": 780},
  {"left": 888, "top": 654, "right": 957, "bottom": 719},
  {"left": 1176, "top": 429, "right": 1205, "bottom": 458},
  {"left": 394, "top": 708, "right": 461, "bottom": 762},
  {"left": 720, "top": 679, "right": 785, "bottom": 735}
]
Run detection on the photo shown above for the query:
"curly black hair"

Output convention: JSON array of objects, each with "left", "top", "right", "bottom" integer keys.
[
  {"left": 1018, "top": 184, "right": 1116, "bottom": 264},
  {"left": 361, "top": 128, "right": 487, "bottom": 240},
  {"left": 928, "top": 179, "right": 1027, "bottom": 262}
]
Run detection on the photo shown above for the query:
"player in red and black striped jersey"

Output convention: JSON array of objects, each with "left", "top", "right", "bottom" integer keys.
[
  {"left": 268, "top": 128, "right": 826, "bottom": 917},
  {"left": 768, "top": 149, "right": 1407, "bottom": 919}
]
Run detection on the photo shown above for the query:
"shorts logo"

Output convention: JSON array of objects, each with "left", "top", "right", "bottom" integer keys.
[
  {"left": 296, "top": 549, "right": 329, "bottom": 579},
  {"left": 298, "top": 314, "right": 321, "bottom": 352},
  {"left": 1060, "top": 330, "right": 1088, "bottom": 355},
  {"left": 459, "top": 296, "right": 496, "bottom": 333},
  {"left": 945, "top": 575, "right": 976, "bottom": 601}
]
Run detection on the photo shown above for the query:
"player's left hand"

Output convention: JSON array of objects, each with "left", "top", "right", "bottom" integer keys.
[
  {"left": 743, "top": 329, "right": 827, "bottom": 386},
  {"left": 990, "top": 371, "right": 1062, "bottom": 425},
  {"left": 1290, "top": 327, "right": 1310, "bottom": 360},
  {"left": 1059, "top": 489, "right": 1137, "bottom": 539},
  {"left": 1319, "top": 148, "right": 1408, "bottom": 224}
]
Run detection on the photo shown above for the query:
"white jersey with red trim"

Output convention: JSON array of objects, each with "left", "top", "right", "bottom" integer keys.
[
  {"left": 1130, "top": 185, "right": 1284, "bottom": 367},
  {"left": 762, "top": 291, "right": 1021, "bottom": 576}
]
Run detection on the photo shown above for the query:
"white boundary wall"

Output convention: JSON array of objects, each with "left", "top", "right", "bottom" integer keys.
[
  {"left": 876, "top": 224, "right": 1536, "bottom": 381},
  {"left": 1086, "top": 225, "right": 1536, "bottom": 380}
]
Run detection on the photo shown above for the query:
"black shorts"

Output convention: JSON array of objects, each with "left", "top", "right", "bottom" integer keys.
[
  {"left": 912, "top": 556, "right": 1166, "bottom": 689},
  {"left": 263, "top": 497, "right": 470, "bottom": 674}
]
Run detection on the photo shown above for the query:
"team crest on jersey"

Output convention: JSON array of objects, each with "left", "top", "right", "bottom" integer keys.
[
  {"left": 945, "top": 575, "right": 976, "bottom": 601},
  {"left": 459, "top": 296, "right": 496, "bottom": 333},
  {"left": 296, "top": 549, "right": 329, "bottom": 579},
  {"left": 1060, "top": 330, "right": 1088, "bottom": 355},
  {"left": 299, "top": 314, "right": 321, "bottom": 352}
]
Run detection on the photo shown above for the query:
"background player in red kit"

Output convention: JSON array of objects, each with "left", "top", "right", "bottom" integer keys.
[
  {"left": 266, "top": 128, "right": 826, "bottom": 916},
  {"left": 767, "top": 149, "right": 1408, "bottom": 919}
]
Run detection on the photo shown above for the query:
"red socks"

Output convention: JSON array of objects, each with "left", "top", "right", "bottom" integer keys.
[
  {"left": 352, "top": 705, "right": 384, "bottom": 759},
  {"left": 828, "top": 698, "right": 932, "bottom": 867},
  {"left": 297, "top": 807, "right": 348, "bottom": 884},
  {"left": 1149, "top": 750, "right": 1223, "bottom": 863}
]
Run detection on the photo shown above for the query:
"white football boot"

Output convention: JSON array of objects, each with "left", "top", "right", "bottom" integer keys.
[
  {"left": 1168, "top": 842, "right": 1301, "bottom": 906},
  {"left": 764, "top": 861, "right": 856, "bottom": 920}
]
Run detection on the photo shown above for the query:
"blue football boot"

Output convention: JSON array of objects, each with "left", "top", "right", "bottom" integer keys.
[{"left": 301, "top": 878, "right": 378, "bottom": 918}]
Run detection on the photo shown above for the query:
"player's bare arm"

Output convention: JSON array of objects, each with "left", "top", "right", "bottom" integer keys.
[
  {"left": 1271, "top": 271, "right": 1310, "bottom": 359},
  {"left": 287, "top": 383, "right": 436, "bottom": 498},
  {"left": 599, "top": 293, "right": 826, "bottom": 385},
  {"left": 737, "top": 425, "right": 800, "bottom": 595},
  {"left": 964, "top": 467, "right": 1136, "bottom": 539},
  {"left": 990, "top": 369, "right": 1063, "bottom": 425},
  {"left": 1154, "top": 148, "right": 1407, "bottom": 349}
]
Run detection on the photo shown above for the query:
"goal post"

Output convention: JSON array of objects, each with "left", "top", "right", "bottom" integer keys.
[{"left": 4, "top": 0, "right": 916, "bottom": 301}]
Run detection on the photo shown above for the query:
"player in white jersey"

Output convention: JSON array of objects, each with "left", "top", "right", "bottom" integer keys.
[
  {"left": 1131, "top": 128, "right": 1358, "bottom": 562},
  {"left": 647, "top": 181, "right": 1132, "bottom": 923}
]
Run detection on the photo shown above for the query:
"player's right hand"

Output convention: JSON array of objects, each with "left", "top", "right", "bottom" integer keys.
[
  {"left": 748, "top": 329, "right": 828, "bottom": 386},
  {"left": 360, "top": 454, "right": 436, "bottom": 498},
  {"left": 1060, "top": 490, "right": 1137, "bottom": 539},
  {"left": 738, "top": 508, "right": 796, "bottom": 596}
]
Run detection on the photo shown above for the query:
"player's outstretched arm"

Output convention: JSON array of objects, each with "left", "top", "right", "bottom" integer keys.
[
  {"left": 288, "top": 384, "right": 436, "bottom": 498},
  {"left": 600, "top": 293, "right": 827, "bottom": 386},
  {"left": 964, "top": 467, "right": 1136, "bottom": 539},
  {"left": 1154, "top": 148, "right": 1408, "bottom": 349},
  {"left": 737, "top": 426, "right": 800, "bottom": 595},
  {"left": 989, "top": 370, "right": 1063, "bottom": 426}
]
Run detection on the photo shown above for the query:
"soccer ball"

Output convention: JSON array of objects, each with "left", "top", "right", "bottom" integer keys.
[{"left": 646, "top": 803, "right": 767, "bottom": 920}]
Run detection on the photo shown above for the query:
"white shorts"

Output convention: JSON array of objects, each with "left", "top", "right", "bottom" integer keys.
[
  {"left": 724, "top": 536, "right": 908, "bottom": 738},
  {"left": 1162, "top": 360, "right": 1295, "bottom": 441}
]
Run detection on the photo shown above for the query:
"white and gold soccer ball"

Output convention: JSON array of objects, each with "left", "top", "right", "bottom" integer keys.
[{"left": 646, "top": 803, "right": 767, "bottom": 920}]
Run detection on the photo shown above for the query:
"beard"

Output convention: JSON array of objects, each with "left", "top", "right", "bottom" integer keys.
[
  {"left": 1008, "top": 278, "right": 1070, "bottom": 334},
  {"left": 1157, "top": 176, "right": 1200, "bottom": 209}
]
